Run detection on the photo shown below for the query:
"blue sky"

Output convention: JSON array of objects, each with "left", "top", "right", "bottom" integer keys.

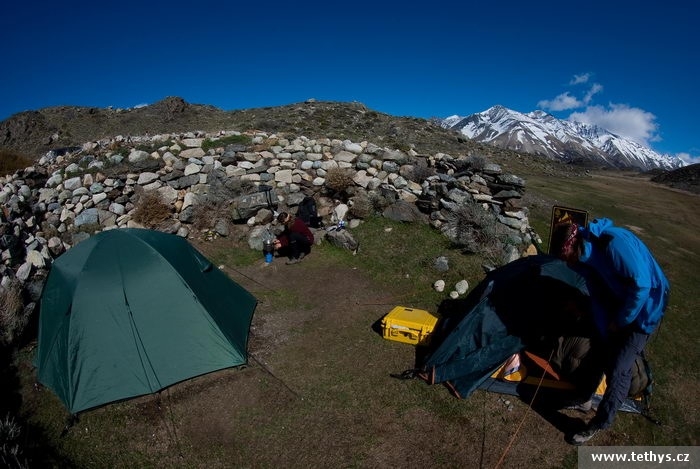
[{"left": 2, "top": 1, "right": 697, "bottom": 163}]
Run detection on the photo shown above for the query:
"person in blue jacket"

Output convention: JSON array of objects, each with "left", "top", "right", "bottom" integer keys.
[{"left": 556, "top": 218, "right": 670, "bottom": 445}]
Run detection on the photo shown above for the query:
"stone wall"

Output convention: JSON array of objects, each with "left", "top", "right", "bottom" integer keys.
[{"left": 0, "top": 129, "right": 539, "bottom": 340}]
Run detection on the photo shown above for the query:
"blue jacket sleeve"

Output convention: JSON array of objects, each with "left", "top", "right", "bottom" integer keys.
[{"left": 617, "top": 283, "right": 650, "bottom": 328}]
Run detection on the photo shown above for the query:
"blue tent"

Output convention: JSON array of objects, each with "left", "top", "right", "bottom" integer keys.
[
  {"left": 418, "top": 255, "right": 591, "bottom": 399},
  {"left": 415, "top": 255, "right": 649, "bottom": 413}
]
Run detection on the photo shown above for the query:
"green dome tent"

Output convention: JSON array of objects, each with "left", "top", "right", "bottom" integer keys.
[{"left": 35, "top": 228, "right": 257, "bottom": 414}]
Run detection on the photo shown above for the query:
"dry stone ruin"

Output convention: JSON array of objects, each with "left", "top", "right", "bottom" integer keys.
[{"left": 0, "top": 129, "right": 540, "bottom": 344}]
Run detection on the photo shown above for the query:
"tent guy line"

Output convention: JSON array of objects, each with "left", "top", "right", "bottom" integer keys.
[{"left": 493, "top": 348, "right": 555, "bottom": 469}]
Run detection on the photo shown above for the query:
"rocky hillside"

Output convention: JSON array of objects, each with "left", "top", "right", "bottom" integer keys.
[
  {"left": 1, "top": 97, "right": 486, "bottom": 159},
  {"left": 650, "top": 163, "right": 700, "bottom": 194}
]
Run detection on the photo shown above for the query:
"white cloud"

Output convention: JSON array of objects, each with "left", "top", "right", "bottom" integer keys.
[
  {"left": 540, "top": 83, "right": 603, "bottom": 112},
  {"left": 570, "top": 73, "right": 591, "bottom": 85},
  {"left": 540, "top": 74, "right": 693, "bottom": 156},
  {"left": 677, "top": 153, "right": 700, "bottom": 165},
  {"left": 568, "top": 104, "right": 659, "bottom": 147},
  {"left": 537, "top": 92, "right": 582, "bottom": 111},
  {"left": 583, "top": 83, "right": 603, "bottom": 104}
]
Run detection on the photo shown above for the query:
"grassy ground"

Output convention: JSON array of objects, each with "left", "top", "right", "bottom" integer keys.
[{"left": 12, "top": 167, "right": 700, "bottom": 468}]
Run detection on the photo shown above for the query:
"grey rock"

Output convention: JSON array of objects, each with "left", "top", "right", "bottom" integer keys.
[
  {"left": 382, "top": 200, "right": 428, "bottom": 223},
  {"left": 434, "top": 256, "right": 449, "bottom": 272}
]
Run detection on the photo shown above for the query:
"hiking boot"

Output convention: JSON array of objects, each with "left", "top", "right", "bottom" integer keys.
[
  {"left": 298, "top": 252, "right": 306, "bottom": 260},
  {"left": 286, "top": 257, "right": 301, "bottom": 265},
  {"left": 567, "top": 425, "right": 601, "bottom": 446},
  {"left": 565, "top": 399, "right": 592, "bottom": 412}
]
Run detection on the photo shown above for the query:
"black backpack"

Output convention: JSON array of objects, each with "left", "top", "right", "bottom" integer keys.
[{"left": 297, "top": 196, "right": 323, "bottom": 228}]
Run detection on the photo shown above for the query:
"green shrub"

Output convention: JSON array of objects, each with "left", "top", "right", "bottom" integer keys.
[
  {"left": 201, "top": 134, "right": 251, "bottom": 153},
  {"left": 134, "top": 143, "right": 160, "bottom": 154}
]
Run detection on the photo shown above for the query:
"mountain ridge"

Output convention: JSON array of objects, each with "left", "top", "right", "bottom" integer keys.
[{"left": 443, "top": 105, "right": 683, "bottom": 171}]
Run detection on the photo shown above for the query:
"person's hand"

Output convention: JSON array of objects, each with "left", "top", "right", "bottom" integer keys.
[{"left": 273, "top": 239, "right": 281, "bottom": 249}]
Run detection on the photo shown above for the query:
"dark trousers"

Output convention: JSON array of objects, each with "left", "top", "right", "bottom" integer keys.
[
  {"left": 286, "top": 232, "right": 311, "bottom": 259},
  {"left": 592, "top": 329, "right": 649, "bottom": 429}
]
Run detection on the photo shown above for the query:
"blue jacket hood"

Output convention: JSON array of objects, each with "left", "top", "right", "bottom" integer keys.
[
  {"left": 579, "top": 218, "right": 613, "bottom": 262},
  {"left": 581, "top": 217, "right": 614, "bottom": 239}
]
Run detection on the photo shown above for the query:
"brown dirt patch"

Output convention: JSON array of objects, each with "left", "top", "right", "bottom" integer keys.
[{"left": 149, "top": 243, "right": 590, "bottom": 468}]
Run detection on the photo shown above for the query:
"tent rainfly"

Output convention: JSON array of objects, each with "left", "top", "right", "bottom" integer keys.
[
  {"left": 35, "top": 228, "right": 257, "bottom": 414},
  {"left": 415, "top": 255, "right": 649, "bottom": 413},
  {"left": 418, "top": 255, "right": 592, "bottom": 398}
]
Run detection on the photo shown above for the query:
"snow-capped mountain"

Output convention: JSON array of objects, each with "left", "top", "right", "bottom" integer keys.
[{"left": 442, "top": 105, "right": 684, "bottom": 171}]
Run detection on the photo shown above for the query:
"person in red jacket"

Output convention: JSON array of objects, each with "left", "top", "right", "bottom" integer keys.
[{"left": 273, "top": 212, "right": 314, "bottom": 264}]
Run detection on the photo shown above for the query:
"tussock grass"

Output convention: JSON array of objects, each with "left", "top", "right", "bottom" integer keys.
[
  {"left": 131, "top": 190, "right": 172, "bottom": 228},
  {"left": 0, "top": 280, "right": 27, "bottom": 347},
  {"left": 0, "top": 149, "right": 34, "bottom": 177},
  {"left": 324, "top": 167, "right": 355, "bottom": 195},
  {"left": 0, "top": 414, "right": 26, "bottom": 468}
]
